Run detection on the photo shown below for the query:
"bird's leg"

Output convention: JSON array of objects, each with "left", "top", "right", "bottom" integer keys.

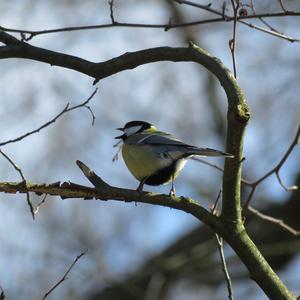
[
  {"left": 137, "top": 177, "right": 147, "bottom": 193},
  {"left": 169, "top": 175, "right": 176, "bottom": 196}
]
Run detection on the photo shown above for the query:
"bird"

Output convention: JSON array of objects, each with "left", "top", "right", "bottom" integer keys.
[{"left": 115, "top": 121, "right": 233, "bottom": 195}]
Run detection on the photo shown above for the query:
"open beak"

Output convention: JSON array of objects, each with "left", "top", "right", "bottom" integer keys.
[{"left": 115, "top": 127, "right": 125, "bottom": 139}]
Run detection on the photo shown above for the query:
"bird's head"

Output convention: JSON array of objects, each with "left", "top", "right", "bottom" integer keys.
[{"left": 115, "top": 121, "right": 157, "bottom": 140}]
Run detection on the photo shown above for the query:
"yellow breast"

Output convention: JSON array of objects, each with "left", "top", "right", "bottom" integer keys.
[{"left": 122, "top": 143, "right": 168, "bottom": 181}]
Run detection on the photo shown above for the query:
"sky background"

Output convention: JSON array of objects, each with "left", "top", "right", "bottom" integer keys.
[{"left": 0, "top": 1, "right": 299, "bottom": 299}]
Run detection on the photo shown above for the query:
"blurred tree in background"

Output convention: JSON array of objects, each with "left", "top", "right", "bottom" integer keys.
[{"left": 0, "top": 1, "right": 299, "bottom": 299}]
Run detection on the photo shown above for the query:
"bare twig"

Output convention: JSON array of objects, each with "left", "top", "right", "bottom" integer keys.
[
  {"left": 84, "top": 105, "right": 96, "bottom": 126},
  {"left": 42, "top": 250, "right": 87, "bottom": 300},
  {"left": 192, "top": 125, "right": 299, "bottom": 215},
  {"left": 258, "top": 17, "right": 279, "bottom": 33},
  {"left": 0, "top": 89, "right": 97, "bottom": 218},
  {"left": 215, "top": 234, "right": 235, "bottom": 300},
  {"left": 0, "top": 286, "right": 5, "bottom": 300},
  {"left": 248, "top": 206, "right": 300, "bottom": 236},
  {"left": 112, "top": 141, "right": 122, "bottom": 162},
  {"left": 0, "top": 9, "right": 299, "bottom": 42},
  {"left": 193, "top": 126, "right": 299, "bottom": 237},
  {"left": 210, "top": 193, "right": 234, "bottom": 300},
  {"left": 210, "top": 189, "right": 222, "bottom": 215},
  {"left": 229, "top": 0, "right": 239, "bottom": 78},
  {"left": 278, "top": 0, "right": 288, "bottom": 13},
  {"left": 0, "top": 88, "right": 97, "bottom": 147},
  {"left": 108, "top": 0, "right": 116, "bottom": 24},
  {"left": 0, "top": 148, "right": 35, "bottom": 219},
  {"left": 276, "top": 172, "right": 298, "bottom": 192},
  {"left": 191, "top": 157, "right": 252, "bottom": 186},
  {"left": 34, "top": 194, "right": 48, "bottom": 214},
  {"left": 174, "top": 0, "right": 300, "bottom": 42},
  {"left": 192, "top": 157, "right": 224, "bottom": 173},
  {"left": 245, "top": 124, "right": 300, "bottom": 207},
  {"left": 238, "top": 19, "right": 299, "bottom": 42},
  {"left": 248, "top": 0, "right": 279, "bottom": 33}
]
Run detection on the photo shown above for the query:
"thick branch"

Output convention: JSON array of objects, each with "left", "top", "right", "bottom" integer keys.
[{"left": 0, "top": 180, "right": 219, "bottom": 230}]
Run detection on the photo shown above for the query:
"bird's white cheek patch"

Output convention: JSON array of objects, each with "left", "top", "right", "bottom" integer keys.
[{"left": 124, "top": 125, "right": 142, "bottom": 136}]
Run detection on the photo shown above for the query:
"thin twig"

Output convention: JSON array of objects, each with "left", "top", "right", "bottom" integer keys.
[
  {"left": 247, "top": 206, "right": 300, "bottom": 236},
  {"left": 229, "top": 0, "right": 239, "bottom": 78},
  {"left": 215, "top": 234, "right": 235, "bottom": 300},
  {"left": 34, "top": 194, "right": 48, "bottom": 214},
  {"left": 258, "top": 17, "right": 280, "bottom": 33},
  {"left": 210, "top": 189, "right": 222, "bottom": 215},
  {"left": 112, "top": 141, "right": 122, "bottom": 162},
  {"left": 42, "top": 250, "right": 87, "bottom": 300},
  {"left": 248, "top": 0, "right": 280, "bottom": 34},
  {"left": 238, "top": 19, "right": 299, "bottom": 42},
  {"left": 0, "top": 148, "right": 35, "bottom": 219},
  {"left": 174, "top": 0, "right": 300, "bottom": 42},
  {"left": 276, "top": 172, "right": 298, "bottom": 192},
  {"left": 191, "top": 157, "right": 252, "bottom": 186},
  {"left": 192, "top": 125, "right": 299, "bottom": 209},
  {"left": 108, "top": 0, "right": 116, "bottom": 24},
  {"left": 0, "top": 88, "right": 97, "bottom": 147},
  {"left": 278, "top": 0, "right": 288, "bottom": 13},
  {"left": 245, "top": 124, "right": 300, "bottom": 207},
  {"left": 84, "top": 105, "right": 96, "bottom": 126},
  {"left": 0, "top": 89, "right": 97, "bottom": 218},
  {"left": 192, "top": 157, "right": 224, "bottom": 173},
  {"left": 0, "top": 286, "right": 5, "bottom": 300},
  {"left": 210, "top": 193, "right": 234, "bottom": 300},
  {"left": 0, "top": 9, "right": 299, "bottom": 42}
]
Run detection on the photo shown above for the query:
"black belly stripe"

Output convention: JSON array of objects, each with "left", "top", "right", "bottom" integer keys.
[{"left": 144, "top": 160, "right": 178, "bottom": 186}]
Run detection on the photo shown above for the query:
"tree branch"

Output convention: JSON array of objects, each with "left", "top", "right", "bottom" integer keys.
[
  {"left": 0, "top": 9, "right": 299, "bottom": 42},
  {"left": 248, "top": 205, "right": 300, "bottom": 236},
  {"left": 42, "top": 250, "right": 87, "bottom": 300},
  {"left": 0, "top": 148, "right": 34, "bottom": 219},
  {"left": 245, "top": 124, "right": 300, "bottom": 207},
  {"left": 0, "top": 88, "right": 97, "bottom": 147},
  {"left": 0, "top": 178, "right": 220, "bottom": 230}
]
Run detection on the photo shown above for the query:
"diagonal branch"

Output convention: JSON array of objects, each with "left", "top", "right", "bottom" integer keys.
[
  {"left": 245, "top": 124, "right": 300, "bottom": 207},
  {"left": 248, "top": 206, "right": 300, "bottom": 236},
  {"left": 173, "top": 0, "right": 300, "bottom": 42},
  {"left": 0, "top": 88, "right": 97, "bottom": 147},
  {"left": 42, "top": 250, "right": 87, "bottom": 300},
  {"left": 0, "top": 148, "right": 34, "bottom": 219}
]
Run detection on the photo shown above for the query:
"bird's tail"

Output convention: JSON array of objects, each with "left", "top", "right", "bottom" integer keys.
[{"left": 188, "top": 147, "right": 234, "bottom": 158}]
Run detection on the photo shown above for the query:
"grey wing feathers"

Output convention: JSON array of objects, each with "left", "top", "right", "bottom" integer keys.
[
  {"left": 188, "top": 147, "right": 234, "bottom": 157},
  {"left": 138, "top": 134, "right": 233, "bottom": 157},
  {"left": 138, "top": 134, "right": 186, "bottom": 147}
]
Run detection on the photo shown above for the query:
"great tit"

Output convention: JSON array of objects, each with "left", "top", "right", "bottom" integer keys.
[{"left": 115, "top": 121, "right": 233, "bottom": 195}]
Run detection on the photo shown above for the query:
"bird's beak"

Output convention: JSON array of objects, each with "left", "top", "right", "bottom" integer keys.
[{"left": 115, "top": 127, "right": 125, "bottom": 139}]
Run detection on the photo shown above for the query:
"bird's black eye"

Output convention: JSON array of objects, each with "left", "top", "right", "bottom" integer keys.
[{"left": 161, "top": 153, "right": 169, "bottom": 159}]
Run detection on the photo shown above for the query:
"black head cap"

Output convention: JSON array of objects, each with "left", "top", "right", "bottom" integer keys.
[
  {"left": 123, "top": 121, "right": 152, "bottom": 130},
  {"left": 115, "top": 121, "right": 153, "bottom": 140}
]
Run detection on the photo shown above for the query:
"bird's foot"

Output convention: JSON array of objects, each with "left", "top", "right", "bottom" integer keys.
[
  {"left": 137, "top": 178, "right": 147, "bottom": 193},
  {"left": 137, "top": 183, "right": 144, "bottom": 193},
  {"left": 169, "top": 187, "right": 176, "bottom": 197}
]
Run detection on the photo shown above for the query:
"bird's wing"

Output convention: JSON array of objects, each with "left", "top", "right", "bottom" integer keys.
[
  {"left": 135, "top": 133, "right": 233, "bottom": 158},
  {"left": 137, "top": 132, "right": 187, "bottom": 147}
]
